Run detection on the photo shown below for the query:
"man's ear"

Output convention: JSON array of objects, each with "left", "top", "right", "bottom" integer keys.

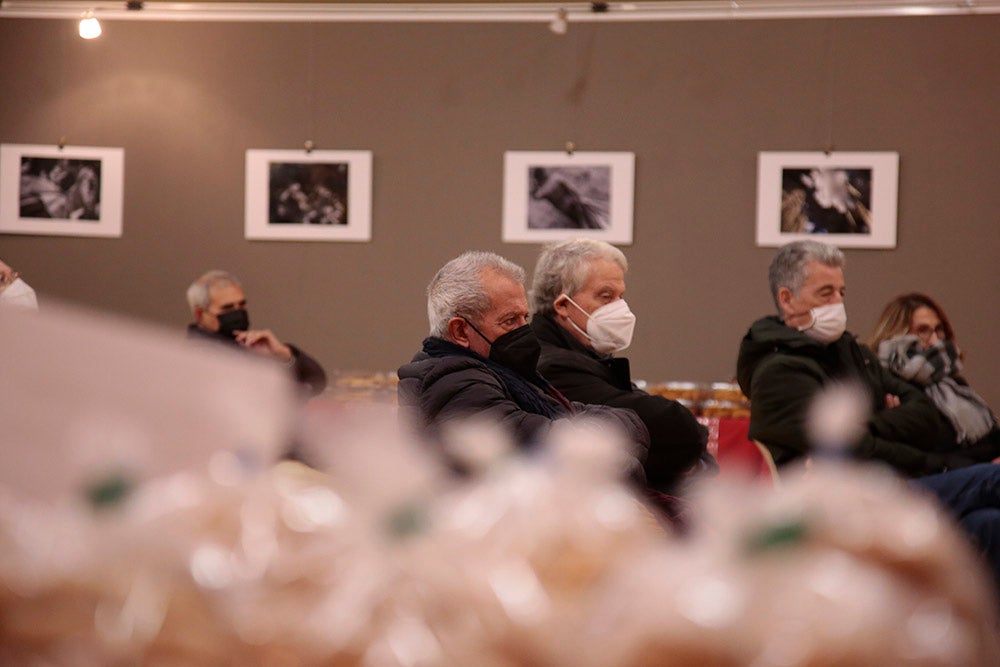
[
  {"left": 446, "top": 317, "right": 472, "bottom": 348},
  {"left": 777, "top": 287, "right": 794, "bottom": 318},
  {"left": 553, "top": 294, "right": 571, "bottom": 319}
]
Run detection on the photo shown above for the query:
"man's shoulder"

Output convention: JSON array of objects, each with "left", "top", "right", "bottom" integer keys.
[
  {"left": 537, "top": 340, "right": 606, "bottom": 372},
  {"left": 753, "top": 349, "right": 824, "bottom": 377},
  {"left": 750, "top": 333, "right": 871, "bottom": 390},
  {"left": 397, "top": 347, "right": 517, "bottom": 418},
  {"left": 741, "top": 337, "right": 838, "bottom": 400},
  {"left": 186, "top": 323, "right": 209, "bottom": 338},
  {"left": 186, "top": 323, "right": 233, "bottom": 346},
  {"left": 533, "top": 316, "right": 609, "bottom": 375},
  {"left": 398, "top": 349, "right": 500, "bottom": 390}
]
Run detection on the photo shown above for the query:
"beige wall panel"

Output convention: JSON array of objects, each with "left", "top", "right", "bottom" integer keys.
[{"left": 1, "top": 15, "right": 997, "bottom": 405}]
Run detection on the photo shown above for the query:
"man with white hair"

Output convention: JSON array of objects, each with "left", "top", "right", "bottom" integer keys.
[
  {"left": 397, "top": 251, "right": 649, "bottom": 477},
  {"left": 186, "top": 269, "right": 326, "bottom": 397},
  {"left": 529, "top": 238, "right": 712, "bottom": 494}
]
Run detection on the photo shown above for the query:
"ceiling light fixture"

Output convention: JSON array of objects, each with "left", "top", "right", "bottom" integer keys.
[
  {"left": 0, "top": 1, "right": 993, "bottom": 24},
  {"left": 549, "top": 7, "right": 568, "bottom": 34},
  {"left": 78, "top": 9, "right": 101, "bottom": 38}
]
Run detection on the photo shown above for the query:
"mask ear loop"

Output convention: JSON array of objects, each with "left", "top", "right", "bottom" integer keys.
[
  {"left": 462, "top": 318, "right": 493, "bottom": 345},
  {"left": 558, "top": 293, "right": 589, "bottom": 318},
  {"left": 796, "top": 308, "right": 817, "bottom": 332},
  {"left": 558, "top": 294, "right": 595, "bottom": 343}
]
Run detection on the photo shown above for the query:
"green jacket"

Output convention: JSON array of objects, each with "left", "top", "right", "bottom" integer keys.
[{"left": 736, "top": 316, "right": 953, "bottom": 476}]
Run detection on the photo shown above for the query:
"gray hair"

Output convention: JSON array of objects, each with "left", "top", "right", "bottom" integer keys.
[
  {"left": 427, "top": 251, "right": 526, "bottom": 338},
  {"left": 529, "top": 238, "right": 628, "bottom": 316},
  {"left": 768, "top": 240, "right": 844, "bottom": 313},
  {"left": 186, "top": 269, "right": 242, "bottom": 313}
]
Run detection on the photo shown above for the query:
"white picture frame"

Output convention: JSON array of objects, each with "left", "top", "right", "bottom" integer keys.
[
  {"left": 245, "top": 149, "right": 373, "bottom": 242},
  {"left": 0, "top": 143, "right": 124, "bottom": 238},
  {"left": 756, "top": 151, "right": 899, "bottom": 249},
  {"left": 502, "top": 151, "right": 634, "bottom": 245}
]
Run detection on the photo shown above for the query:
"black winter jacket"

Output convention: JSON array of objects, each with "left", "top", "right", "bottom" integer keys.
[
  {"left": 397, "top": 337, "right": 650, "bottom": 477},
  {"left": 186, "top": 324, "right": 327, "bottom": 397},
  {"left": 736, "top": 316, "right": 956, "bottom": 477},
  {"left": 531, "top": 314, "right": 708, "bottom": 491}
]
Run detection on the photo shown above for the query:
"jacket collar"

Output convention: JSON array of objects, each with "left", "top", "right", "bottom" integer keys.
[
  {"left": 531, "top": 312, "right": 606, "bottom": 359},
  {"left": 736, "top": 315, "right": 855, "bottom": 395}
]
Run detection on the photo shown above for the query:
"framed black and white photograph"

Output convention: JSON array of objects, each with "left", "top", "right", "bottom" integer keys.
[
  {"left": 756, "top": 151, "right": 898, "bottom": 249},
  {"left": 502, "top": 151, "right": 634, "bottom": 245},
  {"left": 0, "top": 143, "right": 124, "bottom": 238},
  {"left": 245, "top": 149, "right": 372, "bottom": 242}
]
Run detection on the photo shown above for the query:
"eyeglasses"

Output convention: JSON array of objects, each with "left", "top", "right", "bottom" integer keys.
[{"left": 913, "top": 324, "right": 946, "bottom": 341}]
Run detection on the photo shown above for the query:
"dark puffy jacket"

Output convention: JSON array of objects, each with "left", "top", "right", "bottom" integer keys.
[
  {"left": 736, "top": 316, "right": 956, "bottom": 477},
  {"left": 397, "top": 339, "right": 650, "bottom": 477},
  {"left": 531, "top": 314, "right": 709, "bottom": 492}
]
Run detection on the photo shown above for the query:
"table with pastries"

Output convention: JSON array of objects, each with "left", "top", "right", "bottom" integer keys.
[{"left": 644, "top": 381, "right": 773, "bottom": 482}]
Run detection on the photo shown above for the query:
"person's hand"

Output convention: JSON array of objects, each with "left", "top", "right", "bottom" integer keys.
[
  {"left": 234, "top": 329, "right": 293, "bottom": 362},
  {"left": 884, "top": 393, "right": 901, "bottom": 409}
]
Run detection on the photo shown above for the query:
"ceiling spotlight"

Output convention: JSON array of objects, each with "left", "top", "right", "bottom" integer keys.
[
  {"left": 550, "top": 8, "right": 568, "bottom": 35},
  {"left": 79, "top": 10, "right": 102, "bottom": 39}
]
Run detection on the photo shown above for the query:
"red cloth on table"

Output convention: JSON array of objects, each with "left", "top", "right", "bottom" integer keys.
[{"left": 698, "top": 416, "right": 774, "bottom": 484}]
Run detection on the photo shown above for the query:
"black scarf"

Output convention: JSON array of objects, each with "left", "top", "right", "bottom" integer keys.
[
  {"left": 878, "top": 335, "right": 995, "bottom": 444},
  {"left": 421, "top": 337, "right": 571, "bottom": 419}
]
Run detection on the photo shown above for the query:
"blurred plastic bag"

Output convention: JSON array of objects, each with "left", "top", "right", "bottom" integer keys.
[{"left": 0, "top": 300, "right": 296, "bottom": 503}]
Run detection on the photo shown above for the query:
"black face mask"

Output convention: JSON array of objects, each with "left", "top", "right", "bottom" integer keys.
[
  {"left": 216, "top": 308, "right": 249, "bottom": 339},
  {"left": 466, "top": 320, "right": 541, "bottom": 378}
]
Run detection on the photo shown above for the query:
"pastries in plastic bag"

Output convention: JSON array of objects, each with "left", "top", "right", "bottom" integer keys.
[{"left": 1, "top": 415, "right": 998, "bottom": 665}]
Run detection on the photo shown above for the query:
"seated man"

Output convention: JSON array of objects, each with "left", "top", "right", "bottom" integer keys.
[
  {"left": 737, "top": 240, "right": 1000, "bottom": 593},
  {"left": 736, "top": 240, "right": 958, "bottom": 474},
  {"left": 397, "top": 251, "right": 649, "bottom": 479},
  {"left": 186, "top": 270, "right": 327, "bottom": 397},
  {"left": 528, "top": 238, "right": 712, "bottom": 493}
]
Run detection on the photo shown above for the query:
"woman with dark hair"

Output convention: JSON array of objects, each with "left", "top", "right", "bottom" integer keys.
[{"left": 870, "top": 293, "right": 999, "bottom": 462}]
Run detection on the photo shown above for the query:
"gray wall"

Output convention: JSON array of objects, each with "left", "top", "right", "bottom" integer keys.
[{"left": 1, "top": 14, "right": 998, "bottom": 406}]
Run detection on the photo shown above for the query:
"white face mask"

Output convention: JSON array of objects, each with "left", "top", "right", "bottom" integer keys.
[
  {"left": 0, "top": 277, "right": 39, "bottom": 312},
  {"left": 563, "top": 295, "right": 636, "bottom": 355},
  {"left": 797, "top": 302, "right": 846, "bottom": 344}
]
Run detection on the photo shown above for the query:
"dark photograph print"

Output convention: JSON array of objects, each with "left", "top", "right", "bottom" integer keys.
[
  {"left": 780, "top": 167, "right": 872, "bottom": 235},
  {"left": 19, "top": 156, "right": 102, "bottom": 221},
  {"left": 503, "top": 150, "right": 633, "bottom": 244},
  {"left": 268, "top": 161, "right": 348, "bottom": 226},
  {"left": 528, "top": 165, "right": 611, "bottom": 230},
  {"left": 245, "top": 149, "right": 371, "bottom": 242}
]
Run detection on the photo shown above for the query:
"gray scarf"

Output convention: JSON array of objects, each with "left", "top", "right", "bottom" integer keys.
[{"left": 877, "top": 334, "right": 995, "bottom": 445}]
